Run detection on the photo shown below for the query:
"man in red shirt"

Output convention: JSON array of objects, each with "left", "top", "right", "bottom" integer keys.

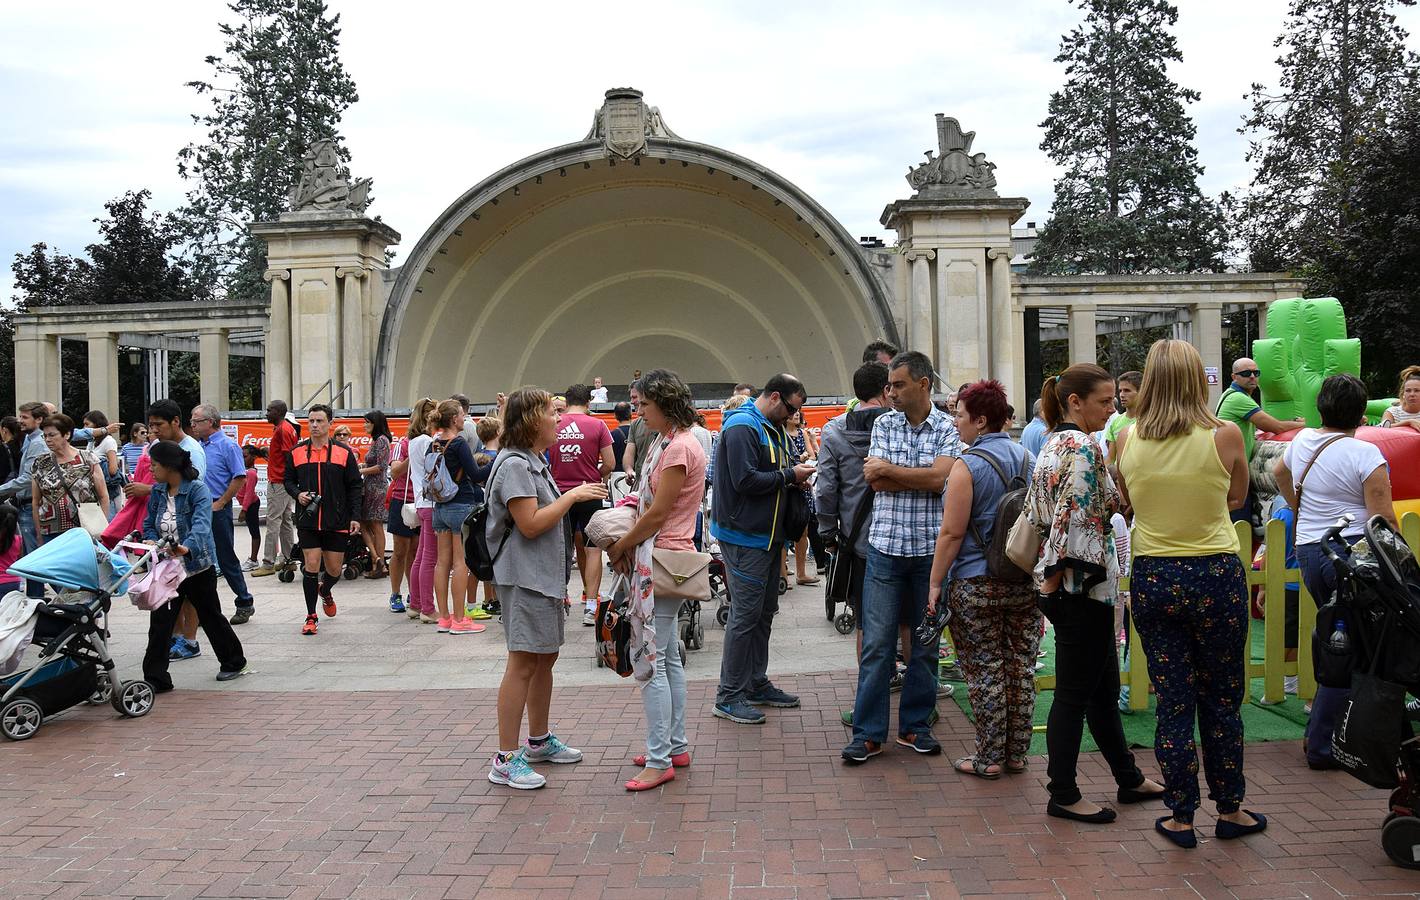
[
  {"left": 251, "top": 400, "right": 300, "bottom": 577},
  {"left": 550, "top": 384, "right": 614, "bottom": 625}
]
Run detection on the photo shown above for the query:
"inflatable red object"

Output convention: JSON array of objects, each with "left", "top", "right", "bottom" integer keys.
[{"left": 1264, "top": 425, "right": 1420, "bottom": 501}]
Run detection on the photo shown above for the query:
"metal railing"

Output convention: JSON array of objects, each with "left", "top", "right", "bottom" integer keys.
[{"left": 299, "top": 380, "right": 354, "bottom": 410}]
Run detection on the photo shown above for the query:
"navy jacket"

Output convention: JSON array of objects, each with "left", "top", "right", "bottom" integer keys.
[{"left": 710, "top": 401, "right": 797, "bottom": 550}]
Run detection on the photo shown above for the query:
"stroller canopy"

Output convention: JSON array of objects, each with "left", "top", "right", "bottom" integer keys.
[{"left": 9, "top": 529, "right": 133, "bottom": 593}]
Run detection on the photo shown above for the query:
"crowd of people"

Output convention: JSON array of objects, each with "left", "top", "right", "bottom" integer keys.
[{"left": 4, "top": 340, "right": 1415, "bottom": 828}]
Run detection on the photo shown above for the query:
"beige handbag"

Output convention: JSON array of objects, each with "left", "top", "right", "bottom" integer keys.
[
  {"left": 1004, "top": 510, "right": 1042, "bottom": 574},
  {"left": 650, "top": 547, "right": 713, "bottom": 603},
  {"left": 584, "top": 505, "right": 636, "bottom": 550}
]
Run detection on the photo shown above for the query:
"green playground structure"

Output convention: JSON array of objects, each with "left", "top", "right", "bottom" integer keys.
[{"left": 1252, "top": 297, "right": 1395, "bottom": 424}]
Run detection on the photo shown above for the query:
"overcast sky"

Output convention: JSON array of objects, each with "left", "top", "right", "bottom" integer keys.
[{"left": 3, "top": 0, "right": 1417, "bottom": 304}]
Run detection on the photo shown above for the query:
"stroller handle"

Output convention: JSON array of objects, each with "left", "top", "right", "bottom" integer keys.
[{"left": 1320, "top": 514, "right": 1357, "bottom": 566}]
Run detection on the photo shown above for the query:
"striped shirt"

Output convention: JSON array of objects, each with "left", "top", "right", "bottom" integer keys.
[
  {"left": 867, "top": 406, "right": 963, "bottom": 557},
  {"left": 121, "top": 441, "right": 146, "bottom": 476}
]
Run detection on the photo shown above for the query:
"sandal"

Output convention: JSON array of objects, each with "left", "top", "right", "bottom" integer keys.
[
  {"left": 1004, "top": 758, "right": 1029, "bottom": 774},
  {"left": 953, "top": 756, "right": 1002, "bottom": 780},
  {"left": 796, "top": 577, "right": 821, "bottom": 586}
]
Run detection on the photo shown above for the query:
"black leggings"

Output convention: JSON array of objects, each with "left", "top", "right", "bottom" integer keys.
[
  {"left": 143, "top": 567, "right": 247, "bottom": 690},
  {"left": 243, "top": 501, "right": 261, "bottom": 546}
]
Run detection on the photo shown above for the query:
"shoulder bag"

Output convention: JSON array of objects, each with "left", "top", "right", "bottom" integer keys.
[
  {"left": 825, "top": 494, "right": 874, "bottom": 605},
  {"left": 396, "top": 440, "right": 419, "bottom": 528},
  {"left": 1290, "top": 434, "right": 1345, "bottom": 520},
  {"left": 643, "top": 432, "right": 713, "bottom": 603},
  {"left": 61, "top": 455, "right": 108, "bottom": 538}
]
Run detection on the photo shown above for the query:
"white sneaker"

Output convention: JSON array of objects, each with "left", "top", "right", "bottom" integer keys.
[
  {"left": 1284, "top": 675, "right": 1299, "bottom": 695},
  {"left": 583, "top": 609, "right": 596, "bottom": 627},
  {"left": 523, "top": 734, "right": 583, "bottom": 764},
  {"left": 488, "top": 751, "right": 546, "bottom": 789},
  {"left": 240, "top": 560, "right": 257, "bottom": 571}
]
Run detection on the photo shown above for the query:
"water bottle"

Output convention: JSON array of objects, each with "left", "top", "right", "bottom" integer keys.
[{"left": 1328, "top": 619, "right": 1349, "bottom": 655}]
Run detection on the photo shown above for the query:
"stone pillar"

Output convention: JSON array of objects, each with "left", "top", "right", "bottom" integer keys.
[
  {"left": 198, "top": 329, "right": 231, "bottom": 409},
  {"left": 264, "top": 270, "right": 292, "bottom": 405},
  {"left": 1068, "top": 305, "right": 1097, "bottom": 365},
  {"left": 988, "top": 249, "right": 1016, "bottom": 396},
  {"left": 86, "top": 332, "right": 119, "bottom": 416},
  {"left": 1192, "top": 302, "right": 1225, "bottom": 405},
  {"left": 13, "top": 332, "right": 59, "bottom": 408},
  {"left": 337, "top": 267, "right": 368, "bottom": 408},
  {"left": 937, "top": 250, "right": 987, "bottom": 388},
  {"left": 905, "top": 249, "right": 935, "bottom": 355}
]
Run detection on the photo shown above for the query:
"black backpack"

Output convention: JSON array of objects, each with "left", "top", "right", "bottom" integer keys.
[
  {"left": 965, "top": 447, "right": 1032, "bottom": 583},
  {"left": 463, "top": 454, "right": 514, "bottom": 582}
]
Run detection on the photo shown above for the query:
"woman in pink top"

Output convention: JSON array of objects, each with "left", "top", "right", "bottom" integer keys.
[
  {"left": 607, "top": 369, "right": 707, "bottom": 791},
  {"left": 0, "top": 504, "right": 23, "bottom": 595}
]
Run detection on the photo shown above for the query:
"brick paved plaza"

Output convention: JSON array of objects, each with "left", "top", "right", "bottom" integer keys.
[{"left": 0, "top": 574, "right": 1411, "bottom": 899}]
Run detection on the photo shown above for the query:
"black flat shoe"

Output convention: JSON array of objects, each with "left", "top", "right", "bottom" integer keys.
[
  {"left": 1215, "top": 810, "right": 1268, "bottom": 840},
  {"left": 1046, "top": 800, "right": 1117, "bottom": 824},
  {"left": 1155, "top": 816, "right": 1197, "bottom": 848},
  {"left": 1118, "top": 784, "right": 1166, "bottom": 804}
]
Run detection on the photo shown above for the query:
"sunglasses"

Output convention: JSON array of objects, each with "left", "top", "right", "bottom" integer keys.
[{"left": 1235, "top": 370, "right": 1262, "bottom": 378}]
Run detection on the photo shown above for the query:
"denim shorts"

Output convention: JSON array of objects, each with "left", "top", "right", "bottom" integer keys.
[{"left": 432, "top": 501, "right": 473, "bottom": 534}]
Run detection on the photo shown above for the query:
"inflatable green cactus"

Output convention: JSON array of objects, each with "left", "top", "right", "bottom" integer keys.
[{"left": 1252, "top": 298, "right": 1360, "bottom": 427}]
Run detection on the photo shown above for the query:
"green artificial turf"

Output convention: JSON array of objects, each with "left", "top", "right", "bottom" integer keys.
[{"left": 945, "top": 621, "right": 1308, "bottom": 757}]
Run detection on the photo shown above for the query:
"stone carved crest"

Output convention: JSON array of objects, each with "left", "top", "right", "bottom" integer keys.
[
  {"left": 906, "top": 115, "right": 998, "bottom": 198},
  {"left": 585, "top": 87, "right": 681, "bottom": 158},
  {"left": 288, "top": 139, "right": 373, "bottom": 213}
]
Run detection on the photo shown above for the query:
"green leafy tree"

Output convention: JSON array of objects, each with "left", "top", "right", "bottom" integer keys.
[
  {"left": 1030, "top": 0, "right": 1228, "bottom": 275},
  {"left": 175, "top": 0, "right": 361, "bottom": 303},
  {"left": 1237, "top": 0, "right": 1419, "bottom": 272},
  {"left": 1304, "top": 95, "right": 1420, "bottom": 393}
]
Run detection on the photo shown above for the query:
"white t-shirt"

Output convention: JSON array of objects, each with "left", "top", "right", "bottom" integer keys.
[
  {"left": 408, "top": 434, "right": 434, "bottom": 510},
  {"left": 590, "top": 386, "right": 609, "bottom": 404},
  {"left": 1281, "top": 429, "right": 1388, "bottom": 544},
  {"left": 95, "top": 435, "right": 120, "bottom": 474}
]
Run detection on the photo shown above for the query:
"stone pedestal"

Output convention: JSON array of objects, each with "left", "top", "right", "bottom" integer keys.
[
  {"left": 249, "top": 212, "right": 400, "bottom": 409},
  {"left": 882, "top": 196, "right": 1028, "bottom": 392},
  {"left": 86, "top": 332, "right": 119, "bottom": 416}
]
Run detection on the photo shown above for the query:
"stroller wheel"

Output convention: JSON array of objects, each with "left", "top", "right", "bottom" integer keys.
[
  {"left": 343, "top": 563, "right": 360, "bottom": 581},
  {"left": 835, "top": 611, "right": 855, "bottom": 635},
  {"left": 690, "top": 624, "right": 704, "bottom": 650},
  {"left": 678, "top": 639, "right": 687, "bottom": 667},
  {"left": 87, "top": 672, "right": 113, "bottom": 704},
  {"left": 112, "top": 680, "right": 155, "bottom": 719},
  {"left": 715, "top": 605, "right": 730, "bottom": 627},
  {"left": 1382, "top": 815, "right": 1420, "bottom": 869},
  {"left": 0, "top": 698, "right": 42, "bottom": 741},
  {"left": 278, "top": 569, "right": 295, "bottom": 583},
  {"left": 778, "top": 576, "right": 788, "bottom": 595}
]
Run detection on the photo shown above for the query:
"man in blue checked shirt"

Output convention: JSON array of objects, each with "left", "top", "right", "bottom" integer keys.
[
  {"left": 190, "top": 404, "right": 255, "bottom": 625},
  {"left": 842, "top": 351, "right": 963, "bottom": 764}
]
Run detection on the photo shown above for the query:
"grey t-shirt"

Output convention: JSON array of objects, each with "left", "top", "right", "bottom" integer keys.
[{"left": 486, "top": 448, "right": 570, "bottom": 600}]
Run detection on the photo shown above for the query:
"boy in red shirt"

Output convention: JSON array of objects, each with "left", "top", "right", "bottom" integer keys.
[{"left": 549, "top": 384, "right": 614, "bottom": 625}]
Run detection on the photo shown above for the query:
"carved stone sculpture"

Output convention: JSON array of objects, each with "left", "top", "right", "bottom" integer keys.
[
  {"left": 905, "top": 115, "right": 999, "bottom": 199},
  {"left": 585, "top": 88, "right": 681, "bottom": 158},
  {"left": 288, "top": 139, "right": 374, "bottom": 213}
]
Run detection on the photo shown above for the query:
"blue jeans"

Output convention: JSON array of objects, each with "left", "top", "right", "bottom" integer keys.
[
  {"left": 852, "top": 546, "right": 938, "bottom": 744},
  {"left": 716, "top": 541, "right": 781, "bottom": 706},
  {"left": 641, "top": 596, "right": 688, "bottom": 768},
  {"left": 212, "top": 504, "right": 253, "bottom": 609},
  {"left": 1297, "top": 541, "right": 1350, "bottom": 764},
  {"left": 18, "top": 503, "right": 42, "bottom": 599}
]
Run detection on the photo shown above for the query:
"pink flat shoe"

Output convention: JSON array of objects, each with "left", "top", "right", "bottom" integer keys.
[
  {"left": 632, "top": 751, "right": 691, "bottom": 768},
  {"left": 625, "top": 768, "right": 676, "bottom": 792}
]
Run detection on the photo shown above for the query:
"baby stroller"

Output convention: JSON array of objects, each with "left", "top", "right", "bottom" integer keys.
[
  {"left": 342, "top": 531, "right": 372, "bottom": 580},
  {"left": 0, "top": 529, "right": 158, "bottom": 741},
  {"left": 1315, "top": 514, "right": 1420, "bottom": 869}
]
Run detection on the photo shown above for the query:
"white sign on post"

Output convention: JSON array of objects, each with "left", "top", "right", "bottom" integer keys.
[{"left": 1204, "top": 366, "right": 1220, "bottom": 386}]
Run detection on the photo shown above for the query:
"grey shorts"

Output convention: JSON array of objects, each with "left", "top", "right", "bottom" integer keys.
[{"left": 498, "top": 584, "right": 566, "bottom": 654}]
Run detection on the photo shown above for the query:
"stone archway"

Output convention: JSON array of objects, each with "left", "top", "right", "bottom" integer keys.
[{"left": 375, "top": 89, "right": 897, "bottom": 404}]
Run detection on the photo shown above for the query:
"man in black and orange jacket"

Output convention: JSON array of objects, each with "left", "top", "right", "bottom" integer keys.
[{"left": 283, "top": 404, "right": 363, "bottom": 635}]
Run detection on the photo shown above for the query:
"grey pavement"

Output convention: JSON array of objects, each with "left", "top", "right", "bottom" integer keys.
[{"left": 93, "top": 548, "right": 858, "bottom": 693}]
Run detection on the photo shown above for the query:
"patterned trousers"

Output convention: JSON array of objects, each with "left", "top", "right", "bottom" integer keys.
[
  {"left": 1131, "top": 553, "right": 1249, "bottom": 823},
  {"left": 946, "top": 576, "right": 1042, "bottom": 766}
]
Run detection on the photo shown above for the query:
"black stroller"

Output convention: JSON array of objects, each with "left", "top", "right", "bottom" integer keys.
[
  {"left": 0, "top": 530, "right": 158, "bottom": 741},
  {"left": 1314, "top": 514, "right": 1420, "bottom": 869}
]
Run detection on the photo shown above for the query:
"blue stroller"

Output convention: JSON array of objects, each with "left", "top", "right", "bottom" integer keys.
[{"left": 0, "top": 529, "right": 157, "bottom": 741}]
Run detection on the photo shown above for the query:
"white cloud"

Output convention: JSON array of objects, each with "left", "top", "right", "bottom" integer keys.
[{"left": 2, "top": 0, "right": 1417, "bottom": 303}]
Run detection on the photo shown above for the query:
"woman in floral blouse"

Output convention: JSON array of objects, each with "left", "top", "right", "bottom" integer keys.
[
  {"left": 1024, "top": 364, "right": 1163, "bottom": 825},
  {"left": 31, "top": 413, "right": 109, "bottom": 541}
]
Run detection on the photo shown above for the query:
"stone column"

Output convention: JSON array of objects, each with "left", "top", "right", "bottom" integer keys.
[
  {"left": 198, "top": 329, "right": 231, "bottom": 409},
  {"left": 264, "top": 269, "right": 292, "bottom": 405},
  {"left": 86, "top": 332, "right": 119, "bottom": 416},
  {"left": 905, "top": 249, "right": 935, "bottom": 355},
  {"left": 13, "top": 331, "right": 59, "bottom": 408},
  {"left": 1192, "top": 302, "right": 1225, "bottom": 405},
  {"left": 1067, "top": 305, "right": 1097, "bottom": 365},
  {"left": 337, "top": 267, "right": 368, "bottom": 408},
  {"left": 937, "top": 251, "right": 987, "bottom": 387},
  {"left": 987, "top": 249, "right": 1016, "bottom": 398}
]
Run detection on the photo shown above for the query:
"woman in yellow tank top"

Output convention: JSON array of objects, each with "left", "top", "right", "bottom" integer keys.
[{"left": 1116, "top": 340, "right": 1265, "bottom": 848}]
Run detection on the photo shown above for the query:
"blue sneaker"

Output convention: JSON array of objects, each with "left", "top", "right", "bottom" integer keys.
[
  {"left": 523, "top": 733, "right": 583, "bottom": 764},
  {"left": 712, "top": 701, "right": 765, "bottom": 724},
  {"left": 747, "top": 685, "right": 800, "bottom": 708},
  {"left": 388, "top": 594, "right": 406, "bottom": 613},
  {"left": 488, "top": 751, "right": 546, "bottom": 790},
  {"left": 169, "top": 638, "right": 201, "bottom": 661}
]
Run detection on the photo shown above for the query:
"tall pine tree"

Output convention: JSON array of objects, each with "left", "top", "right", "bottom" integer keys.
[
  {"left": 1238, "top": 0, "right": 1418, "bottom": 272},
  {"left": 1030, "top": 0, "right": 1228, "bottom": 275},
  {"left": 175, "top": 0, "right": 361, "bottom": 303}
]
